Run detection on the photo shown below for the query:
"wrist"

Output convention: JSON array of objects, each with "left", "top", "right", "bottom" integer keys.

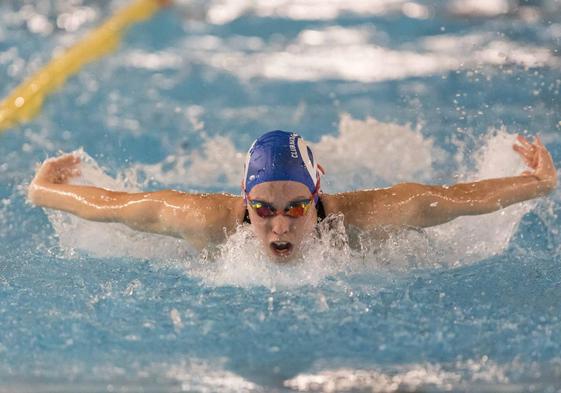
[{"left": 542, "top": 177, "right": 557, "bottom": 194}]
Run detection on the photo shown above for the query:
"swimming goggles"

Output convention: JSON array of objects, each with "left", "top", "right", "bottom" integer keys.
[
  {"left": 247, "top": 197, "right": 313, "bottom": 218},
  {"left": 245, "top": 180, "right": 320, "bottom": 218}
]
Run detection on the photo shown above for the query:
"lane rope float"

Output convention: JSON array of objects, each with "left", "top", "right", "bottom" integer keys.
[{"left": 0, "top": 0, "right": 170, "bottom": 132}]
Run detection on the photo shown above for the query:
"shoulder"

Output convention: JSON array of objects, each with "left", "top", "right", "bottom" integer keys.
[
  {"left": 197, "top": 193, "right": 246, "bottom": 242},
  {"left": 205, "top": 193, "right": 246, "bottom": 225},
  {"left": 153, "top": 190, "right": 246, "bottom": 240},
  {"left": 319, "top": 184, "right": 426, "bottom": 228},
  {"left": 321, "top": 184, "right": 428, "bottom": 211},
  {"left": 320, "top": 189, "right": 387, "bottom": 215},
  {"left": 161, "top": 190, "right": 245, "bottom": 221},
  {"left": 152, "top": 189, "right": 242, "bottom": 205}
]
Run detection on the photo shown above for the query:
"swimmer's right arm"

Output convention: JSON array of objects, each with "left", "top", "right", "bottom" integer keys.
[{"left": 28, "top": 154, "right": 246, "bottom": 248}]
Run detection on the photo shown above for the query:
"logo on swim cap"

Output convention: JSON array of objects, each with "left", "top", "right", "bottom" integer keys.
[
  {"left": 243, "top": 130, "right": 321, "bottom": 195},
  {"left": 289, "top": 133, "right": 298, "bottom": 158}
]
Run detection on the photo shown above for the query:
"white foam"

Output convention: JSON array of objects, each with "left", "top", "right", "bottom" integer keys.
[
  {"left": 313, "top": 114, "right": 436, "bottom": 191},
  {"left": 283, "top": 357, "right": 513, "bottom": 392},
  {"left": 164, "top": 358, "right": 261, "bottom": 393},
  {"left": 285, "top": 366, "right": 460, "bottom": 392},
  {"left": 193, "top": 214, "right": 352, "bottom": 289},
  {"left": 131, "top": 136, "right": 244, "bottom": 190}
]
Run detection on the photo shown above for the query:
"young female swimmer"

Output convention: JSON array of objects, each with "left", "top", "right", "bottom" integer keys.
[{"left": 28, "top": 131, "right": 557, "bottom": 261}]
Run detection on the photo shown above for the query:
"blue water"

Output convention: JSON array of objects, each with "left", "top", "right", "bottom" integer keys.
[{"left": 1, "top": 1, "right": 561, "bottom": 391}]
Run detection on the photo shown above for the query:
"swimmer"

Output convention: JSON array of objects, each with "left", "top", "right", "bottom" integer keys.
[{"left": 28, "top": 131, "right": 557, "bottom": 261}]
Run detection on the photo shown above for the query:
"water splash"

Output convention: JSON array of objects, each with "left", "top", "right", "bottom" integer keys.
[
  {"left": 46, "top": 150, "right": 194, "bottom": 261},
  {"left": 131, "top": 135, "right": 244, "bottom": 191},
  {"left": 131, "top": 113, "right": 436, "bottom": 192},
  {"left": 314, "top": 114, "right": 436, "bottom": 191},
  {"left": 427, "top": 130, "right": 535, "bottom": 265},
  {"left": 194, "top": 214, "right": 352, "bottom": 289}
]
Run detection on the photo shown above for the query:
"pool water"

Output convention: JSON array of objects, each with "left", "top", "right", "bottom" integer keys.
[{"left": 1, "top": 0, "right": 561, "bottom": 391}]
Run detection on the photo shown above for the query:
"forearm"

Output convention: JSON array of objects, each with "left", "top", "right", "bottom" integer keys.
[
  {"left": 418, "top": 175, "right": 555, "bottom": 226},
  {"left": 454, "top": 175, "right": 553, "bottom": 211},
  {"left": 28, "top": 182, "right": 137, "bottom": 222}
]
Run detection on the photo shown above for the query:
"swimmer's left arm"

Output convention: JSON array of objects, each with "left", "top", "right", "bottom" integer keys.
[{"left": 327, "top": 135, "right": 557, "bottom": 229}]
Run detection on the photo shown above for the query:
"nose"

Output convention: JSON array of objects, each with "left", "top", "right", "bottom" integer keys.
[{"left": 271, "top": 215, "right": 290, "bottom": 236}]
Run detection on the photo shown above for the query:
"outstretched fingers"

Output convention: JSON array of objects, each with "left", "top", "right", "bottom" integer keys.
[
  {"left": 515, "top": 135, "right": 549, "bottom": 168},
  {"left": 516, "top": 134, "right": 533, "bottom": 147},
  {"left": 513, "top": 138, "right": 536, "bottom": 168},
  {"left": 515, "top": 134, "right": 557, "bottom": 190}
]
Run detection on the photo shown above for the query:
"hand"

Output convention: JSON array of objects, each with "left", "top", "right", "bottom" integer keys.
[
  {"left": 513, "top": 135, "right": 557, "bottom": 191},
  {"left": 30, "top": 154, "right": 81, "bottom": 187}
]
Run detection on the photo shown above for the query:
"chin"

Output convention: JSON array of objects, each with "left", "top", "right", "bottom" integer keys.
[
  {"left": 267, "top": 250, "right": 296, "bottom": 263},
  {"left": 269, "top": 252, "right": 297, "bottom": 263}
]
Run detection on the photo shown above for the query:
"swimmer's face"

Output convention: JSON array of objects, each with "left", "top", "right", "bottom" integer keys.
[{"left": 247, "top": 181, "right": 318, "bottom": 262}]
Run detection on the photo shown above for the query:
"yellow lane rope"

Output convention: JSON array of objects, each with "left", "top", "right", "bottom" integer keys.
[{"left": 0, "top": 0, "right": 170, "bottom": 132}]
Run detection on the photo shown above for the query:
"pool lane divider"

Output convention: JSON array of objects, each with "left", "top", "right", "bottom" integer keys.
[{"left": 0, "top": 0, "right": 171, "bottom": 132}]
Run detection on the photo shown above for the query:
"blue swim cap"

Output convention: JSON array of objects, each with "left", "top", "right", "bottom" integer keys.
[{"left": 243, "top": 130, "right": 321, "bottom": 196}]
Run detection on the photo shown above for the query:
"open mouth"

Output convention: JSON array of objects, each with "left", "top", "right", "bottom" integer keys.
[{"left": 270, "top": 241, "right": 294, "bottom": 257}]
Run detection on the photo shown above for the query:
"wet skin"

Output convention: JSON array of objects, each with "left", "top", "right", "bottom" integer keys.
[
  {"left": 246, "top": 181, "right": 318, "bottom": 262},
  {"left": 28, "top": 136, "right": 556, "bottom": 263}
]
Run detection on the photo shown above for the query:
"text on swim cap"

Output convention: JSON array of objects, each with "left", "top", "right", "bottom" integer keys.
[{"left": 289, "top": 133, "right": 298, "bottom": 158}]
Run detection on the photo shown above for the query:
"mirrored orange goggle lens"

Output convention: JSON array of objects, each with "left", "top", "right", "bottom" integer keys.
[
  {"left": 284, "top": 204, "right": 307, "bottom": 217},
  {"left": 251, "top": 201, "right": 310, "bottom": 218}
]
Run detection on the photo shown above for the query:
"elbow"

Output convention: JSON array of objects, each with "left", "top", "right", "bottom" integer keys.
[
  {"left": 414, "top": 193, "right": 462, "bottom": 227},
  {"left": 27, "top": 185, "right": 37, "bottom": 205},
  {"left": 27, "top": 182, "right": 45, "bottom": 206},
  {"left": 414, "top": 205, "right": 450, "bottom": 228}
]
